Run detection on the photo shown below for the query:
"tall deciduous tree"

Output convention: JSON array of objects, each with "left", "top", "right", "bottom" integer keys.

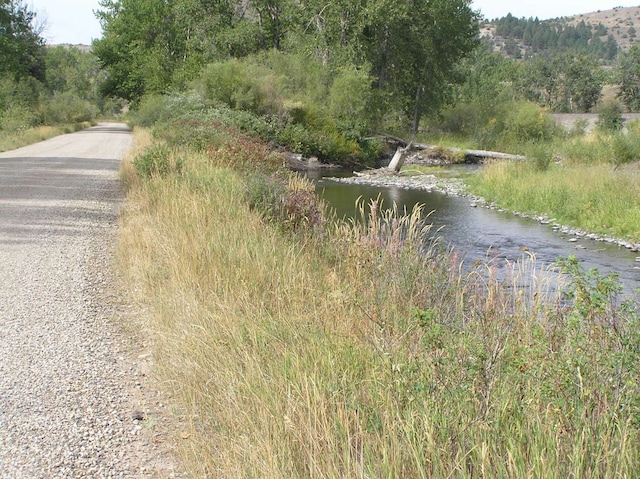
[
  {"left": 618, "top": 44, "right": 640, "bottom": 112},
  {"left": 95, "top": 0, "right": 479, "bottom": 130},
  {"left": 358, "top": 0, "right": 479, "bottom": 136},
  {"left": 94, "top": 0, "right": 183, "bottom": 101},
  {"left": 0, "top": 0, "right": 46, "bottom": 81},
  {"left": 562, "top": 54, "right": 602, "bottom": 112}
]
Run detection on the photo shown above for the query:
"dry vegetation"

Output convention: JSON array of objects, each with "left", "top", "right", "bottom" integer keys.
[
  {"left": 116, "top": 125, "right": 640, "bottom": 478},
  {"left": 0, "top": 122, "right": 92, "bottom": 152}
]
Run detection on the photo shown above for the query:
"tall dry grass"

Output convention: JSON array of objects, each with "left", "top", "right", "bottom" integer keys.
[
  {"left": 0, "top": 122, "right": 92, "bottom": 152},
  {"left": 118, "top": 128, "right": 640, "bottom": 478}
]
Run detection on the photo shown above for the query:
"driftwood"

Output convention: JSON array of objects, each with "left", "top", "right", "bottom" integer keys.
[{"left": 365, "top": 135, "right": 525, "bottom": 172}]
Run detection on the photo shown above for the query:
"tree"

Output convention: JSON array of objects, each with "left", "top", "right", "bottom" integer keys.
[
  {"left": 521, "top": 55, "right": 561, "bottom": 107},
  {"left": 0, "top": 0, "right": 46, "bottom": 81},
  {"left": 44, "top": 46, "right": 101, "bottom": 99},
  {"left": 520, "top": 53, "right": 603, "bottom": 113},
  {"left": 618, "top": 44, "right": 640, "bottom": 111},
  {"left": 95, "top": 0, "right": 479, "bottom": 135},
  {"left": 358, "top": 0, "right": 479, "bottom": 136},
  {"left": 562, "top": 54, "right": 603, "bottom": 112},
  {"left": 454, "top": 46, "right": 520, "bottom": 106},
  {"left": 94, "top": 0, "right": 184, "bottom": 101},
  {"left": 605, "top": 34, "right": 619, "bottom": 61}
]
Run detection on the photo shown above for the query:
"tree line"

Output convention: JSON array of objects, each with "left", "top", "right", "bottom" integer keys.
[
  {"left": 4, "top": 0, "right": 640, "bottom": 153},
  {"left": 0, "top": 0, "right": 114, "bottom": 133},
  {"left": 94, "top": 0, "right": 480, "bottom": 136}
]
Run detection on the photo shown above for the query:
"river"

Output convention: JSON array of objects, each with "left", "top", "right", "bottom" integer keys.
[{"left": 312, "top": 170, "right": 640, "bottom": 296}]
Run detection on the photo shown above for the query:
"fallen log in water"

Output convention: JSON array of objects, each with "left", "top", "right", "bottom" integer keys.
[{"left": 365, "top": 135, "right": 526, "bottom": 172}]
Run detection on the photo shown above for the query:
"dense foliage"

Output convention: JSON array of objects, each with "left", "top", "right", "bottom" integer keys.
[
  {"left": 95, "top": 0, "right": 480, "bottom": 139},
  {"left": 0, "top": 0, "right": 46, "bottom": 81},
  {"left": 0, "top": 1, "right": 113, "bottom": 136},
  {"left": 618, "top": 44, "right": 640, "bottom": 111}
]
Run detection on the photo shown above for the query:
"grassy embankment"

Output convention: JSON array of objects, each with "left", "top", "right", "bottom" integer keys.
[
  {"left": 117, "top": 118, "right": 640, "bottom": 477},
  {"left": 0, "top": 122, "right": 94, "bottom": 152},
  {"left": 458, "top": 117, "right": 640, "bottom": 241},
  {"left": 467, "top": 157, "right": 640, "bottom": 240}
]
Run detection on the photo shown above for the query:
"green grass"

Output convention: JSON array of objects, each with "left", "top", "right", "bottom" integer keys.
[
  {"left": 467, "top": 159, "right": 640, "bottom": 240},
  {"left": 117, "top": 125, "right": 640, "bottom": 478}
]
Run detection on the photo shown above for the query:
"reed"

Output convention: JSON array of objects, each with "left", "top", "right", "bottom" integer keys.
[{"left": 118, "top": 128, "right": 640, "bottom": 478}]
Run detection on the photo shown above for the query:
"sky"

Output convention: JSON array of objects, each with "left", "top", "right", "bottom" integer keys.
[{"left": 26, "top": 0, "right": 640, "bottom": 45}]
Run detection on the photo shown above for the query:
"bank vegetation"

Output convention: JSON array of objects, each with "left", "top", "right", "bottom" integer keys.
[{"left": 117, "top": 111, "right": 640, "bottom": 477}]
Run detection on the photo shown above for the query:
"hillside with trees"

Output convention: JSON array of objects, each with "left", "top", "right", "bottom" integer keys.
[{"left": 479, "top": 6, "right": 640, "bottom": 61}]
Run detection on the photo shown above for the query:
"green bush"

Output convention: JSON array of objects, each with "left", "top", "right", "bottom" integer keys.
[
  {"left": 0, "top": 75, "right": 41, "bottom": 112},
  {"left": 597, "top": 101, "right": 623, "bottom": 132},
  {"left": 41, "top": 91, "right": 97, "bottom": 124},
  {"left": 328, "top": 67, "right": 375, "bottom": 139},
  {"left": 131, "top": 94, "right": 170, "bottom": 127},
  {"left": 0, "top": 105, "right": 38, "bottom": 131},
  {"left": 525, "top": 142, "right": 554, "bottom": 171},
  {"left": 560, "top": 137, "right": 610, "bottom": 165},
  {"left": 439, "top": 102, "right": 488, "bottom": 137},
  {"left": 132, "top": 91, "right": 206, "bottom": 128},
  {"left": 500, "top": 101, "right": 558, "bottom": 145},
  {"left": 133, "top": 144, "right": 182, "bottom": 178},
  {"left": 200, "top": 59, "right": 286, "bottom": 116},
  {"left": 611, "top": 132, "right": 640, "bottom": 167}
]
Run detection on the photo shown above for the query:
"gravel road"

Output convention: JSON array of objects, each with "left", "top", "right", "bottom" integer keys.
[{"left": 0, "top": 124, "right": 181, "bottom": 478}]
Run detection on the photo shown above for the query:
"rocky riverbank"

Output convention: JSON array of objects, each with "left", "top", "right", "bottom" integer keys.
[{"left": 328, "top": 169, "right": 640, "bottom": 254}]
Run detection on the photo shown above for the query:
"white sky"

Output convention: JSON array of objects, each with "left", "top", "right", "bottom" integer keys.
[
  {"left": 472, "top": 0, "right": 640, "bottom": 21},
  {"left": 25, "top": 0, "right": 640, "bottom": 45}
]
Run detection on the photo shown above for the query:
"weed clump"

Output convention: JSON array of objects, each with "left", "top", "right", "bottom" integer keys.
[{"left": 133, "top": 144, "right": 182, "bottom": 178}]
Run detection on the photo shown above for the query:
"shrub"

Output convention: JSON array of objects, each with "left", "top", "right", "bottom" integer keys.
[
  {"left": 500, "top": 101, "right": 558, "bottom": 145},
  {"left": 560, "top": 137, "right": 611, "bottom": 165},
  {"left": 611, "top": 132, "right": 640, "bottom": 167},
  {"left": 568, "top": 118, "right": 589, "bottom": 137},
  {"left": 132, "top": 91, "right": 206, "bottom": 128},
  {"left": 200, "top": 59, "right": 286, "bottom": 116},
  {"left": 41, "top": 91, "right": 97, "bottom": 124},
  {"left": 525, "top": 142, "right": 554, "bottom": 171},
  {"left": 0, "top": 105, "right": 38, "bottom": 132},
  {"left": 439, "top": 102, "right": 488, "bottom": 136},
  {"left": 245, "top": 173, "right": 325, "bottom": 233},
  {"left": 597, "top": 100, "right": 623, "bottom": 132},
  {"left": 131, "top": 94, "right": 171, "bottom": 127},
  {"left": 328, "top": 67, "right": 375, "bottom": 139},
  {"left": 133, "top": 144, "right": 182, "bottom": 178}
]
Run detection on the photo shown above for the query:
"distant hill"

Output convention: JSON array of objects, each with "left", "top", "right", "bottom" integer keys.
[
  {"left": 480, "top": 6, "right": 640, "bottom": 61},
  {"left": 567, "top": 6, "right": 640, "bottom": 51},
  {"left": 49, "top": 43, "right": 92, "bottom": 53}
]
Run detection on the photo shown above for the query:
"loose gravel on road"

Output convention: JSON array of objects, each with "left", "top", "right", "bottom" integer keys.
[{"left": 0, "top": 124, "right": 181, "bottom": 478}]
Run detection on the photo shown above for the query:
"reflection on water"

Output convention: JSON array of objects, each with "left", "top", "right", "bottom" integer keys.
[{"left": 315, "top": 174, "right": 640, "bottom": 296}]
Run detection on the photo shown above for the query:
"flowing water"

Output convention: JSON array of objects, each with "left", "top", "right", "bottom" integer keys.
[{"left": 312, "top": 170, "right": 640, "bottom": 296}]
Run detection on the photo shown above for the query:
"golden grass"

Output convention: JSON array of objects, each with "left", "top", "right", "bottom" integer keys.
[
  {"left": 0, "top": 122, "right": 93, "bottom": 152},
  {"left": 118, "top": 129, "right": 640, "bottom": 478}
]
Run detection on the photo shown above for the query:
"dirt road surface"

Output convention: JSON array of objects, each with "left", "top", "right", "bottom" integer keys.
[{"left": 0, "top": 124, "right": 181, "bottom": 478}]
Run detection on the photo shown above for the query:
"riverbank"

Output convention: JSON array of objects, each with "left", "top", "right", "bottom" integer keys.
[
  {"left": 117, "top": 122, "right": 640, "bottom": 477},
  {"left": 329, "top": 168, "right": 640, "bottom": 254}
]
